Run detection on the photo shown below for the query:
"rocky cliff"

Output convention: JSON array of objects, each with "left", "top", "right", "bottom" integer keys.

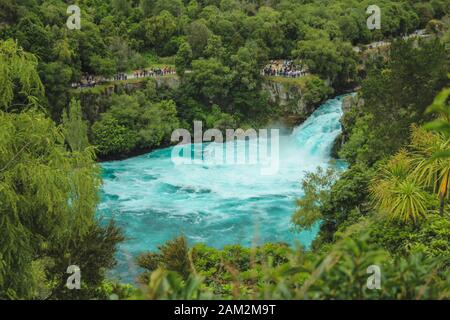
[
  {"left": 72, "top": 74, "right": 331, "bottom": 128},
  {"left": 261, "top": 75, "right": 332, "bottom": 126},
  {"left": 331, "top": 93, "right": 363, "bottom": 158}
]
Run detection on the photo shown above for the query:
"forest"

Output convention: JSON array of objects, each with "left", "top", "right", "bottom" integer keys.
[{"left": 0, "top": 0, "right": 449, "bottom": 300}]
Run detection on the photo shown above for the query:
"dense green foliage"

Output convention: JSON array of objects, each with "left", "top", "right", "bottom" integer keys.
[
  {"left": 62, "top": 98, "right": 90, "bottom": 152},
  {"left": 137, "top": 237, "right": 192, "bottom": 282},
  {"left": 132, "top": 232, "right": 449, "bottom": 299},
  {"left": 340, "top": 39, "right": 448, "bottom": 165},
  {"left": 0, "top": 0, "right": 449, "bottom": 300},
  {"left": 0, "top": 39, "right": 124, "bottom": 299},
  {"left": 0, "top": 39, "right": 43, "bottom": 110},
  {"left": 91, "top": 81, "right": 180, "bottom": 158},
  {"left": 295, "top": 39, "right": 449, "bottom": 243},
  {"left": 1, "top": 0, "right": 447, "bottom": 157},
  {"left": 133, "top": 33, "right": 449, "bottom": 300}
]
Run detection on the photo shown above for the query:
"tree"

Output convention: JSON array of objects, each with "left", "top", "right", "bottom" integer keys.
[
  {"left": 141, "top": 11, "right": 178, "bottom": 53},
  {"left": 175, "top": 42, "right": 193, "bottom": 75},
  {"left": 414, "top": 2, "right": 435, "bottom": 26},
  {"left": 317, "top": 163, "right": 375, "bottom": 244},
  {"left": 0, "top": 0, "right": 18, "bottom": 24},
  {"left": 355, "top": 40, "right": 448, "bottom": 165},
  {"left": 293, "top": 38, "right": 357, "bottom": 87},
  {"left": 252, "top": 6, "right": 285, "bottom": 57},
  {"left": 186, "top": 0, "right": 200, "bottom": 19},
  {"left": 61, "top": 98, "right": 89, "bottom": 152},
  {"left": 186, "top": 20, "right": 211, "bottom": 58},
  {"left": 370, "top": 150, "right": 432, "bottom": 224},
  {"left": 132, "top": 233, "right": 449, "bottom": 300},
  {"left": 14, "top": 15, "right": 52, "bottom": 58},
  {"left": 230, "top": 45, "right": 260, "bottom": 92},
  {"left": 112, "top": 0, "right": 132, "bottom": 16},
  {"left": 153, "top": 0, "right": 184, "bottom": 16},
  {"left": 387, "top": 40, "right": 447, "bottom": 117},
  {"left": 292, "top": 167, "right": 339, "bottom": 231},
  {"left": 45, "top": 221, "right": 125, "bottom": 300},
  {"left": 0, "top": 40, "right": 123, "bottom": 299},
  {"left": 137, "top": 99, "right": 180, "bottom": 149},
  {"left": 137, "top": 236, "right": 192, "bottom": 283},
  {"left": 410, "top": 126, "right": 450, "bottom": 215},
  {"left": 188, "top": 58, "right": 232, "bottom": 105},
  {"left": 140, "top": 0, "right": 155, "bottom": 17},
  {"left": 92, "top": 115, "right": 138, "bottom": 157},
  {"left": 0, "top": 39, "right": 43, "bottom": 110},
  {"left": 97, "top": 92, "right": 180, "bottom": 154},
  {"left": 203, "top": 34, "right": 226, "bottom": 60},
  {"left": 89, "top": 55, "right": 117, "bottom": 78},
  {"left": 338, "top": 14, "right": 360, "bottom": 44},
  {"left": 40, "top": 61, "right": 73, "bottom": 119},
  {"left": 0, "top": 110, "right": 108, "bottom": 298},
  {"left": 109, "top": 37, "right": 140, "bottom": 72},
  {"left": 300, "top": 235, "right": 448, "bottom": 300}
]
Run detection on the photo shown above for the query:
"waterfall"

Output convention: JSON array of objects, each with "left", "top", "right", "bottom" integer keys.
[{"left": 98, "top": 95, "right": 346, "bottom": 281}]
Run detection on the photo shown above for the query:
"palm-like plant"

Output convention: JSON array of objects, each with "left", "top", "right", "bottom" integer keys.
[
  {"left": 410, "top": 125, "right": 450, "bottom": 215},
  {"left": 421, "top": 86, "right": 450, "bottom": 214},
  {"left": 424, "top": 87, "right": 450, "bottom": 140},
  {"left": 371, "top": 150, "right": 430, "bottom": 223}
]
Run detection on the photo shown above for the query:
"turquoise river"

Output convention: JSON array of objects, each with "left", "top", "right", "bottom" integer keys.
[{"left": 98, "top": 95, "right": 348, "bottom": 281}]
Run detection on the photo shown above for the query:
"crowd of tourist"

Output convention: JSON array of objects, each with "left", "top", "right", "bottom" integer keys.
[
  {"left": 133, "top": 66, "right": 176, "bottom": 78},
  {"left": 262, "top": 60, "right": 308, "bottom": 78},
  {"left": 114, "top": 73, "right": 128, "bottom": 81},
  {"left": 72, "top": 60, "right": 312, "bottom": 89},
  {"left": 71, "top": 74, "right": 100, "bottom": 88},
  {"left": 71, "top": 66, "right": 177, "bottom": 88}
]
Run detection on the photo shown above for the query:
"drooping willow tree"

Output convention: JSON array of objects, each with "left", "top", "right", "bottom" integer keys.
[
  {"left": 0, "top": 39, "right": 122, "bottom": 299},
  {"left": 0, "top": 39, "right": 44, "bottom": 111}
]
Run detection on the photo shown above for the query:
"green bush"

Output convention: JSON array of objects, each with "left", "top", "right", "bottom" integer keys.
[{"left": 92, "top": 116, "right": 138, "bottom": 156}]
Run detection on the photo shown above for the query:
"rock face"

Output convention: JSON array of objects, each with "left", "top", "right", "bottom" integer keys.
[
  {"left": 74, "top": 75, "right": 329, "bottom": 129},
  {"left": 154, "top": 76, "right": 180, "bottom": 90},
  {"left": 342, "top": 95, "right": 354, "bottom": 114},
  {"left": 261, "top": 77, "right": 331, "bottom": 127},
  {"left": 73, "top": 76, "right": 181, "bottom": 124},
  {"left": 262, "top": 79, "right": 310, "bottom": 116},
  {"left": 342, "top": 94, "right": 364, "bottom": 114}
]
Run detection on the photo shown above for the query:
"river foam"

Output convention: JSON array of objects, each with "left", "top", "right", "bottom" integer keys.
[{"left": 98, "top": 95, "right": 347, "bottom": 281}]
